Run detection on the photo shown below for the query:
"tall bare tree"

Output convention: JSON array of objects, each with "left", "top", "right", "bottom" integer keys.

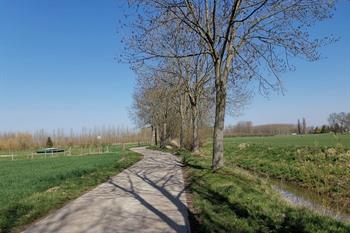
[
  {"left": 302, "top": 118, "right": 307, "bottom": 135},
  {"left": 125, "top": 0, "right": 337, "bottom": 170}
]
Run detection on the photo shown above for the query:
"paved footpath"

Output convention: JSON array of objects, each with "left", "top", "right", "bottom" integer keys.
[{"left": 24, "top": 148, "right": 190, "bottom": 233}]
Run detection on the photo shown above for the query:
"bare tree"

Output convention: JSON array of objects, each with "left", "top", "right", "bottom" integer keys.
[
  {"left": 125, "top": 0, "right": 337, "bottom": 170},
  {"left": 328, "top": 112, "right": 350, "bottom": 133},
  {"left": 297, "top": 119, "right": 301, "bottom": 135},
  {"left": 302, "top": 118, "right": 307, "bottom": 135}
]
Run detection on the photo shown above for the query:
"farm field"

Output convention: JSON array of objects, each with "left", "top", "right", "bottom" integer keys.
[
  {"left": 224, "top": 133, "right": 350, "bottom": 147},
  {"left": 0, "top": 146, "right": 141, "bottom": 233}
]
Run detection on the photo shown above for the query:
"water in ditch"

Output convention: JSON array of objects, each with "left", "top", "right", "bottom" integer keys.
[{"left": 270, "top": 179, "right": 350, "bottom": 222}]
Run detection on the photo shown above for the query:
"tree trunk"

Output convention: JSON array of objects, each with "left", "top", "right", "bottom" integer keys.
[
  {"left": 212, "top": 65, "right": 227, "bottom": 170},
  {"left": 151, "top": 125, "right": 154, "bottom": 145},
  {"left": 160, "top": 122, "right": 167, "bottom": 148},
  {"left": 154, "top": 126, "right": 158, "bottom": 146},
  {"left": 179, "top": 95, "right": 185, "bottom": 149},
  {"left": 191, "top": 104, "right": 200, "bottom": 153}
]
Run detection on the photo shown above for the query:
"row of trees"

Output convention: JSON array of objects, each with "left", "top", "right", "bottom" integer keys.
[
  {"left": 328, "top": 112, "right": 350, "bottom": 134},
  {"left": 132, "top": 68, "right": 215, "bottom": 152},
  {"left": 299, "top": 112, "right": 350, "bottom": 134},
  {"left": 124, "top": 0, "right": 337, "bottom": 170},
  {"left": 225, "top": 122, "right": 295, "bottom": 136},
  {"left": 225, "top": 112, "right": 350, "bottom": 137},
  {"left": 297, "top": 118, "right": 307, "bottom": 135},
  {"left": 0, "top": 127, "right": 151, "bottom": 152}
]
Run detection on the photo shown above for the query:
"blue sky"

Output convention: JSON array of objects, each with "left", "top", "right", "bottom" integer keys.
[{"left": 0, "top": 1, "right": 349, "bottom": 132}]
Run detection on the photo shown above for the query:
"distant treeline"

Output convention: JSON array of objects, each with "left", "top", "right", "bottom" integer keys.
[
  {"left": 225, "top": 122, "right": 296, "bottom": 137},
  {"left": 0, "top": 127, "right": 151, "bottom": 151},
  {"left": 225, "top": 112, "right": 350, "bottom": 137}
]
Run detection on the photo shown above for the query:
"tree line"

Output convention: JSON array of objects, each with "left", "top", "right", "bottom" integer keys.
[
  {"left": 298, "top": 112, "right": 350, "bottom": 135},
  {"left": 225, "top": 122, "right": 295, "bottom": 136},
  {"left": 0, "top": 127, "right": 150, "bottom": 152},
  {"left": 225, "top": 112, "right": 350, "bottom": 137},
  {"left": 124, "top": 0, "right": 338, "bottom": 170}
]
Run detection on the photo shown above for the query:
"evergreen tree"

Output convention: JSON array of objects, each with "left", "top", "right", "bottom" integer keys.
[
  {"left": 46, "top": 137, "right": 53, "bottom": 148},
  {"left": 320, "top": 125, "right": 329, "bottom": 134},
  {"left": 314, "top": 127, "right": 320, "bottom": 134}
]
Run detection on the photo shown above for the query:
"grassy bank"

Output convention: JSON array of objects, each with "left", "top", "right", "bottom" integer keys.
[
  {"left": 216, "top": 140, "right": 350, "bottom": 211},
  {"left": 0, "top": 147, "right": 141, "bottom": 233},
  {"left": 180, "top": 150, "right": 350, "bottom": 233}
]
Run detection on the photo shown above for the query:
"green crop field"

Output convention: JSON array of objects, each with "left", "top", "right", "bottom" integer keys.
[
  {"left": 0, "top": 147, "right": 141, "bottom": 233},
  {"left": 224, "top": 133, "right": 350, "bottom": 147}
]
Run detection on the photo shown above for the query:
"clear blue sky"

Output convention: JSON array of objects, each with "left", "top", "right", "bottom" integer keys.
[{"left": 0, "top": 1, "right": 349, "bottom": 132}]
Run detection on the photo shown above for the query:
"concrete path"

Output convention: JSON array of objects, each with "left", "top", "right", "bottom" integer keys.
[{"left": 24, "top": 148, "right": 190, "bottom": 233}]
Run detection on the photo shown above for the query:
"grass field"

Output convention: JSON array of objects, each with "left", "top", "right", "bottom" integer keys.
[
  {"left": 218, "top": 134, "right": 350, "bottom": 211},
  {"left": 155, "top": 133, "right": 350, "bottom": 232},
  {"left": 0, "top": 146, "right": 141, "bottom": 233},
  {"left": 224, "top": 133, "right": 350, "bottom": 147},
  {"left": 180, "top": 150, "right": 350, "bottom": 233}
]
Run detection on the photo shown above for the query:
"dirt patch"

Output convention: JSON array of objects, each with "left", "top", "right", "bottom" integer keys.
[{"left": 46, "top": 187, "right": 60, "bottom": 193}]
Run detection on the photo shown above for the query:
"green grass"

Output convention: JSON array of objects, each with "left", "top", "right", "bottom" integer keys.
[
  {"left": 218, "top": 137, "right": 350, "bottom": 211},
  {"left": 0, "top": 147, "right": 141, "bottom": 233},
  {"left": 224, "top": 133, "right": 350, "bottom": 147},
  {"left": 180, "top": 150, "right": 350, "bottom": 233}
]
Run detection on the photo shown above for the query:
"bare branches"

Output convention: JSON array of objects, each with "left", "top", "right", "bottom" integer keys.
[{"left": 124, "top": 0, "right": 338, "bottom": 168}]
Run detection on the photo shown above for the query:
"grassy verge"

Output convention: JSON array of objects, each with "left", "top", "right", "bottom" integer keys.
[
  {"left": 180, "top": 150, "right": 350, "bottom": 233},
  {"left": 0, "top": 147, "right": 141, "bottom": 233},
  {"left": 215, "top": 142, "right": 350, "bottom": 210}
]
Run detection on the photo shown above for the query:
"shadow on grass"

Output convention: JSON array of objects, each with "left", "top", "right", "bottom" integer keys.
[
  {"left": 0, "top": 203, "right": 33, "bottom": 233},
  {"left": 182, "top": 153, "right": 350, "bottom": 233}
]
